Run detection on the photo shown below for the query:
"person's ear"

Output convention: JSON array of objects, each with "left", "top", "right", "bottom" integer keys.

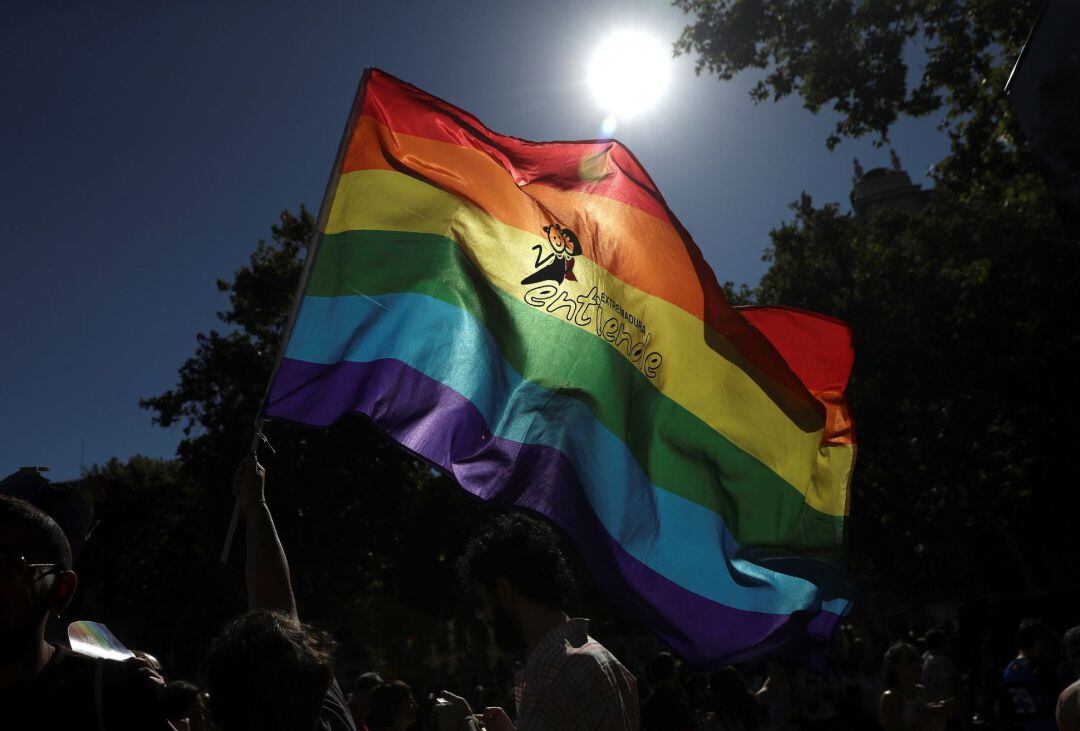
[
  {"left": 48, "top": 570, "right": 78, "bottom": 614},
  {"left": 494, "top": 576, "right": 515, "bottom": 608}
]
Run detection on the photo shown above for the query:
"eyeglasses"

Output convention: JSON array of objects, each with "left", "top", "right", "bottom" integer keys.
[{"left": 0, "top": 550, "right": 61, "bottom": 581}]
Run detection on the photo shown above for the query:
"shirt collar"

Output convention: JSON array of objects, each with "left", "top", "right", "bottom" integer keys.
[{"left": 527, "top": 618, "right": 590, "bottom": 667}]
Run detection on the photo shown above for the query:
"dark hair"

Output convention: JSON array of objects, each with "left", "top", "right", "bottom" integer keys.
[
  {"left": 560, "top": 227, "right": 582, "bottom": 256},
  {"left": 160, "top": 680, "right": 201, "bottom": 721},
  {"left": 1017, "top": 619, "right": 1057, "bottom": 652},
  {"left": 458, "top": 510, "right": 575, "bottom": 609},
  {"left": 646, "top": 652, "right": 677, "bottom": 686},
  {"left": 0, "top": 495, "right": 72, "bottom": 570},
  {"left": 924, "top": 628, "right": 948, "bottom": 653},
  {"left": 352, "top": 670, "right": 385, "bottom": 696},
  {"left": 882, "top": 641, "right": 919, "bottom": 689},
  {"left": 367, "top": 680, "right": 412, "bottom": 729},
  {"left": 201, "top": 609, "right": 337, "bottom": 731},
  {"left": 711, "top": 666, "right": 761, "bottom": 730}
]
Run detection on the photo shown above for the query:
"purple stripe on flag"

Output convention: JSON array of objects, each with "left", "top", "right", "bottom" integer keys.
[{"left": 266, "top": 356, "right": 843, "bottom": 667}]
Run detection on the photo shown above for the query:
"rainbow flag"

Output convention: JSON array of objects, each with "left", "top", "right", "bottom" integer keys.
[{"left": 264, "top": 69, "right": 856, "bottom": 667}]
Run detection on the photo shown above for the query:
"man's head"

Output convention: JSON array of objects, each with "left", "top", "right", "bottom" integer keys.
[
  {"left": 0, "top": 496, "right": 77, "bottom": 660},
  {"left": 646, "top": 652, "right": 678, "bottom": 689},
  {"left": 924, "top": 628, "right": 948, "bottom": 654},
  {"left": 458, "top": 511, "right": 575, "bottom": 654},
  {"left": 201, "top": 609, "right": 337, "bottom": 731},
  {"left": 368, "top": 680, "right": 416, "bottom": 730},
  {"left": 1018, "top": 618, "right": 1058, "bottom": 662},
  {"left": 882, "top": 641, "right": 922, "bottom": 690},
  {"left": 348, "top": 671, "right": 384, "bottom": 723}
]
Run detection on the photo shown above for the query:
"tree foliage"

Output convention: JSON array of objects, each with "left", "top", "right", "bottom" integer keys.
[
  {"left": 125, "top": 208, "right": 481, "bottom": 675},
  {"left": 750, "top": 182, "right": 1079, "bottom": 601},
  {"left": 677, "top": 1, "right": 1080, "bottom": 608},
  {"left": 73, "top": 457, "right": 233, "bottom": 673},
  {"left": 675, "top": 0, "right": 1041, "bottom": 151}
]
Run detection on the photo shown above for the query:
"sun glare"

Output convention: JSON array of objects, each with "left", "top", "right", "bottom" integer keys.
[{"left": 587, "top": 30, "right": 672, "bottom": 122}]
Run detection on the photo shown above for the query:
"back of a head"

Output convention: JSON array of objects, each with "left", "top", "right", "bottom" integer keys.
[
  {"left": 458, "top": 510, "right": 575, "bottom": 609},
  {"left": 160, "top": 680, "right": 202, "bottom": 722},
  {"left": 712, "top": 666, "right": 759, "bottom": 729},
  {"left": 367, "top": 680, "right": 411, "bottom": 730},
  {"left": 882, "top": 641, "right": 917, "bottom": 689},
  {"left": 0, "top": 495, "right": 72, "bottom": 570},
  {"left": 646, "top": 652, "right": 677, "bottom": 687},
  {"left": 1018, "top": 618, "right": 1057, "bottom": 654},
  {"left": 352, "top": 671, "right": 384, "bottom": 697},
  {"left": 924, "top": 628, "right": 948, "bottom": 654},
  {"left": 201, "top": 609, "right": 337, "bottom": 731}
]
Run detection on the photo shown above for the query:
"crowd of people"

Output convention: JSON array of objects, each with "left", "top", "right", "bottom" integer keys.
[{"left": 1, "top": 454, "right": 1077, "bottom": 730}]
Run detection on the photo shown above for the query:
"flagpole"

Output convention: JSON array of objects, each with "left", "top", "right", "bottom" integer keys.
[{"left": 219, "top": 70, "right": 373, "bottom": 564}]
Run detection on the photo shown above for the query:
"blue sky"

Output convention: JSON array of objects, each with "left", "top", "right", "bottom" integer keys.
[{"left": 0, "top": 1, "right": 950, "bottom": 480}]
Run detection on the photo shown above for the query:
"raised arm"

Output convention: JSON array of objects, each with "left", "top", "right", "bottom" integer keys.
[{"left": 234, "top": 452, "right": 298, "bottom": 620}]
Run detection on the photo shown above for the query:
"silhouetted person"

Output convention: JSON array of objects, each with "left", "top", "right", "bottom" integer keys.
[
  {"left": 367, "top": 680, "right": 417, "bottom": 731},
  {"left": 348, "top": 671, "right": 385, "bottom": 731},
  {"left": 1056, "top": 626, "right": 1080, "bottom": 731},
  {"left": 641, "top": 652, "right": 694, "bottom": 731},
  {"left": 160, "top": 680, "right": 210, "bottom": 730},
  {"left": 706, "top": 667, "right": 763, "bottom": 731},
  {"left": 0, "top": 495, "right": 171, "bottom": 729},
  {"left": 880, "top": 641, "right": 948, "bottom": 731},
  {"left": 200, "top": 453, "right": 356, "bottom": 731},
  {"left": 920, "top": 630, "right": 957, "bottom": 704},
  {"left": 440, "top": 510, "right": 638, "bottom": 731},
  {"left": 1001, "top": 619, "right": 1061, "bottom": 731}
]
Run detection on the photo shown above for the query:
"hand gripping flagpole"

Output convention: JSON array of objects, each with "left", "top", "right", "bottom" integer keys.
[
  {"left": 219, "top": 71, "right": 373, "bottom": 563},
  {"left": 218, "top": 421, "right": 273, "bottom": 564}
]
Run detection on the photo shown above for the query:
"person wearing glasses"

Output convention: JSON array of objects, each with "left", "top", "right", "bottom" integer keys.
[{"left": 0, "top": 494, "right": 171, "bottom": 729}]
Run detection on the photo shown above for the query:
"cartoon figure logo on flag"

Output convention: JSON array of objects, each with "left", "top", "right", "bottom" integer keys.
[{"left": 521, "top": 224, "right": 582, "bottom": 285}]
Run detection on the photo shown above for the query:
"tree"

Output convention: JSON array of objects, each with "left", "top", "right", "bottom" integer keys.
[
  {"left": 136, "top": 208, "right": 480, "bottom": 675},
  {"left": 747, "top": 184, "right": 1080, "bottom": 603},
  {"left": 74, "top": 456, "right": 233, "bottom": 674},
  {"left": 676, "top": 1, "right": 1080, "bottom": 611},
  {"left": 675, "top": 0, "right": 1041, "bottom": 152}
]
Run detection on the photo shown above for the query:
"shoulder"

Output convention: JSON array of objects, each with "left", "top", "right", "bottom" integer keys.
[
  {"left": 527, "top": 638, "right": 634, "bottom": 697},
  {"left": 561, "top": 638, "right": 632, "bottom": 681},
  {"left": 316, "top": 678, "right": 358, "bottom": 731},
  {"left": 563, "top": 640, "right": 638, "bottom": 711},
  {"left": 30, "top": 647, "right": 98, "bottom": 701},
  {"left": 1, "top": 648, "right": 99, "bottom": 728},
  {"left": 29, "top": 650, "right": 169, "bottom": 730},
  {"left": 1059, "top": 680, "right": 1080, "bottom": 731},
  {"left": 1005, "top": 659, "right": 1033, "bottom": 683}
]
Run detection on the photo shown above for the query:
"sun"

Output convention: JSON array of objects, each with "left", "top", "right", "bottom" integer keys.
[{"left": 587, "top": 29, "right": 673, "bottom": 122}]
